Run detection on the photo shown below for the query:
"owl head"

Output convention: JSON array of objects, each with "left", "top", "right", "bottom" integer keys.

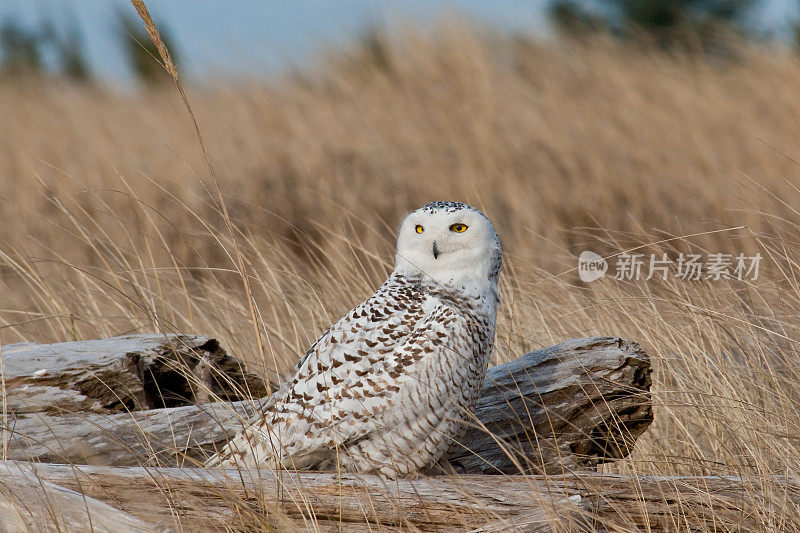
[{"left": 395, "top": 201, "right": 502, "bottom": 288}]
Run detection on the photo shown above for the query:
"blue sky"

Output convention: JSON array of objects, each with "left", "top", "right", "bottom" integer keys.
[{"left": 1, "top": 1, "right": 798, "bottom": 83}]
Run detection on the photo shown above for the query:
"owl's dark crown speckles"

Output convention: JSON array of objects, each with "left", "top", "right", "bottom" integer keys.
[{"left": 420, "top": 201, "right": 481, "bottom": 215}]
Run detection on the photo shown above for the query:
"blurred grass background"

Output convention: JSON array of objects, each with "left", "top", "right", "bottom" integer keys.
[{"left": 1, "top": 2, "right": 800, "bottom": 529}]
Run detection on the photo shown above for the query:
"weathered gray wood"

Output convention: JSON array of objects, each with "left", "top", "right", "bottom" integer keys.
[
  {"left": 3, "top": 336, "right": 651, "bottom": 473},
  {"left": 2, "top": 461, "right": 795, "bottom": 532},
  {"left": 4, "top": 400, "right": 257, "bottom": 466},
  {"left": 0, "top": 461, "right": 157, "bottom": 533},
  {"left": 1, "top": 334, "right": 270, "bottom": 415},
  {"left": 447, "top": 336, "right": 652, "bottom": 474}
]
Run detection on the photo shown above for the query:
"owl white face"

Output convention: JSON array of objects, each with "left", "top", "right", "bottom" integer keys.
[{"left": 394, "top": 202, "right": 502, "bottom": 287}]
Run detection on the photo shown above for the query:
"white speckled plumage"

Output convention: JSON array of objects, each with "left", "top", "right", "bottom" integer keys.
[{"left": 207, "top": 201, "right": 502, "bottom": 477}]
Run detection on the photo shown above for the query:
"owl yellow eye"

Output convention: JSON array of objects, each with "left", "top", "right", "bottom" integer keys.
[
  {"left": 415, "top": 225, "right": 424, "bottom": 234},
  {"left": 450, "top": 223, "right": 468, "bottom": 233}
]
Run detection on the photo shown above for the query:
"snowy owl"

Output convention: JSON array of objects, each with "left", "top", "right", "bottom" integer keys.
[{"left": 207, "top": 201, "right": 502, "bottom": 477}]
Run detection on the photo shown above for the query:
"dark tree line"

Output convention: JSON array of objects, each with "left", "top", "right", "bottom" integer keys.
[
  {"left": 0, "top": 9, "right": 178, "bottom": 83},
  {"left": 0, "top": 16, "right": 89, "bottom": 79},
  {"left": 549, "top": 0, "right": 795, "bottom": 52}
]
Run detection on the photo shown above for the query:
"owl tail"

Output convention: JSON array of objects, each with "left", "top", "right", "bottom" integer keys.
[
  {"left": 206, "top": 423, "right": 337, "bottom": 471},
  {"left": 205, "top": 425, "right": 279, "bottom": 468}
]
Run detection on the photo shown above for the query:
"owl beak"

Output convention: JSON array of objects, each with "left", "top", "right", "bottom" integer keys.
[{"left": 432, "top": 241, "right": 440, "bottom": 259}]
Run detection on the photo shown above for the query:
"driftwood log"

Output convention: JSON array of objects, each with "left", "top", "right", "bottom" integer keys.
[
  {"left": 449, "top": 336, "right": 652, "bottom": 473},
  {"left": 1, "top": 334, "right": 267, "bottom": 466},
  {"left": 2, "top": 335, "right": 652, "bottom": 473},
  {"left": 2, "top": 461, "right": 797, "bottom": 532},
  {"left": 1, "top": 334, "right": 270, "bottom": 414}
]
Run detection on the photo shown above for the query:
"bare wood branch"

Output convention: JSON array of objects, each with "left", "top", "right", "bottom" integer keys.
[{"left": 4, "top": 400, "right": 256, "bottom": 466}]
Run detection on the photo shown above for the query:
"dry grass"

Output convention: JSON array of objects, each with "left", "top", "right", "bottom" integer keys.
[{"left": 1, "top": 18, "right": 800, "bottom": 530}]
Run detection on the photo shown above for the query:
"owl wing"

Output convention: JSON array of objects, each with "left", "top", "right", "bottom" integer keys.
[{"left": 208, "top": 282, "right": 465, "bottom": 469}]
